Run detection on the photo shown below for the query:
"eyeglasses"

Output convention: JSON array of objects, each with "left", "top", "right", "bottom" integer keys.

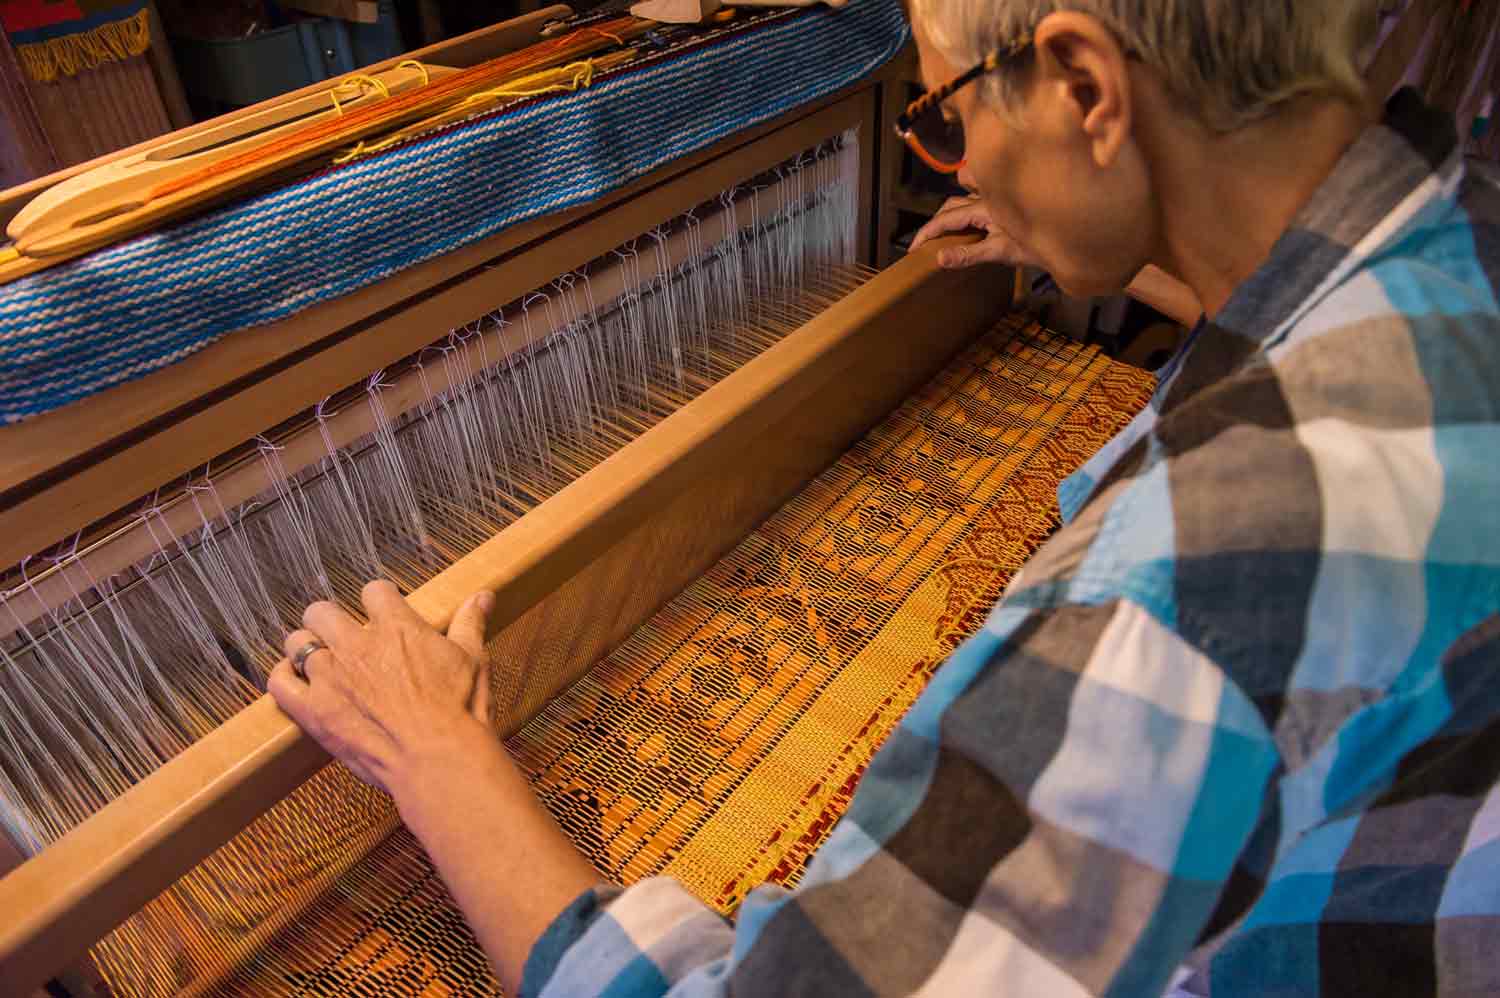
[{"left": 895, "top": 37, "right": 1033, "bottom": 174}]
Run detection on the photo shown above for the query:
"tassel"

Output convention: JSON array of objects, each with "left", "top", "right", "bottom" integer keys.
[{"left": 12, "top": 7, "right": 151, "bottom": 84}]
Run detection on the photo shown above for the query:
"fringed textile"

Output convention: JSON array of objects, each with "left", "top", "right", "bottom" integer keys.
[{"left": 0, "top": 0, "right": 150, "bottom": 83}]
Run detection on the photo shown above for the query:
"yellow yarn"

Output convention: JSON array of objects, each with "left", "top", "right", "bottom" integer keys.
[
  {"left": 396, "top": 59, "right": 431, "bottom": 86},
  {"left": 328, "top": 73, "right": 392, "bottom": 115},
  {"left": 14, "top": 8, "right": 152, "bottom": 84},
  {"left": 332, "top": 59, "right": 600, "bottom": 165},
  {"left": 458, "top": 59, "right": 597, "bottom": 107}
]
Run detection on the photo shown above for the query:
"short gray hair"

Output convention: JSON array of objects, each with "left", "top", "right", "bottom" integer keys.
[{"left": 910, "top": 0, "right": 1387, "bottom": 132}]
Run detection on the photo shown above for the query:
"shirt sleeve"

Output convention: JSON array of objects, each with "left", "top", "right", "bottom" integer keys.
[{"left": 522, "top": 598, "right": 1283, "bottom": 998}]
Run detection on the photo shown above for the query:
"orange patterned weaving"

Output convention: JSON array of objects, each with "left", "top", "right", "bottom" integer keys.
[{"left": 200, "top": 316, "right": 1155, "bottom": 996}]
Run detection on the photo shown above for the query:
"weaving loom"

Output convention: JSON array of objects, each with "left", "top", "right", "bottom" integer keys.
[{"left": 0, "top": 4, "right": 1155, "bottom": 995}]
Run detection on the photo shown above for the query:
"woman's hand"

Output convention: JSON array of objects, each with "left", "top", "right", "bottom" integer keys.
[
  {"left": 268, "top": 579, "right": 496, "bottom": 796},
  {"left": 270, "top": 580, "right": 602, "bottom": 994},
  {"left": 910, "top": 194, "right": 1037, "bottom": 270}
]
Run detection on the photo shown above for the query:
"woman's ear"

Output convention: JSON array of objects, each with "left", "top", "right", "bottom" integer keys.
[{"left": 1031, "top": 11, "right": 1133, "bottom": 169}]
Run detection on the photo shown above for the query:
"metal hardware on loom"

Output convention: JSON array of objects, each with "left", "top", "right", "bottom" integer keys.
[{"left": 0, "top": 136, "right": 863, "bottom": 996}]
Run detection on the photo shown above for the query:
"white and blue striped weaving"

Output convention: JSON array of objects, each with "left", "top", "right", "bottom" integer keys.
[{"left": 0, "top": 0, "right": 908, "bottom": 424}]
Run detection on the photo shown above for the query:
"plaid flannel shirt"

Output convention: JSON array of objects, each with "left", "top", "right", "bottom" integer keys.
[{"left": 521, "top": 89, "right": 1500, "bottom": 998}]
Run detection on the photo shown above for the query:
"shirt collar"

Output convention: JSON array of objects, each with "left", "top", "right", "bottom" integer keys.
[
  {"left": 1150, "top": 89, "right": 1462, "bottom": 417},
  {"left": 1212, "top": 87, "right": 1461, "bottom": 349}
]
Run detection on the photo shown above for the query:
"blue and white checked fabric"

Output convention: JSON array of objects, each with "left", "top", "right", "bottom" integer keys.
[
  {"left": 0, "top": 1, "right": 908, "bottom": 424},
  {"left": 520, "top": 89, "right": 1500, "bottom": 998}
]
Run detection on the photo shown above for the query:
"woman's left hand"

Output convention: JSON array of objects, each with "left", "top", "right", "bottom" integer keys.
[{"left": 268, "top": 579, "right": 497, "bottom": 795}]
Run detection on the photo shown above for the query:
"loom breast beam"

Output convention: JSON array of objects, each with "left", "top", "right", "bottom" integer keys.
[
  {"left": 0, "top": 239, "right": 1005, "bottom": 998},
  {"left": 0, "top": 5, "right": 570, "bottom": 235}
]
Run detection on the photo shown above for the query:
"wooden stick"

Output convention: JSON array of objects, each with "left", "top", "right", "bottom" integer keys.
[
  {"left": 11, "top": 18, "right": 650, "bottom": 265},
  {"left": 1126, "top": 264, "right": 1202, "bottom": 327},
  {"left": 631, "top": 0, "right": 722, "bottom": 24},
  {"left": 0, "top": 6, "right": 572, "bottom": 232}
]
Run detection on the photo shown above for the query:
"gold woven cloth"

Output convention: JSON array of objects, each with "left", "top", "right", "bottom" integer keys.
[{"left": 201, "top": 316, "right": 1156, "bottom": 995}]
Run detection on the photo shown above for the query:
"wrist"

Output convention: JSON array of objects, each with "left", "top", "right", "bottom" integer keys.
[{"left": 387, "top": 718, "right": 514, "bottom": 823}]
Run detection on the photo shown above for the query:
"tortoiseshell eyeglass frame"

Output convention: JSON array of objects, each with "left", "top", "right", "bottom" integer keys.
[{"left": 895, "top": 37, "right": 1033, "bottom": 174}]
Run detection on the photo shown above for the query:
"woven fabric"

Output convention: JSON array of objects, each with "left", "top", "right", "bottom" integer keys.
[
  {"left": 0, "top": 0, "right": 907, "bottom": 424},
  {"left": 0, "top": 0, "right": 142, "bottom": 38},
  {"left": 529, "top": 89, "right": 1500, "bottom": 998},
  {"left": 0, "top": 0, "right": 149, "bottom": 83},
  {"left": 189, "top": 318, "right": 1153, "bottom": 996}
]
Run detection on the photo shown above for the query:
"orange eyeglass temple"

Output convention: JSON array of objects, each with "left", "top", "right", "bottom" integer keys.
[{"left": 901, "top": 132, "right": 966, "bottom": 175}]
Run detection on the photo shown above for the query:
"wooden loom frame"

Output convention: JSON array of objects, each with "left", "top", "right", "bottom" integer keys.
[
  {"left": 0, "top": 250, "right": 1004, "bottom": 998},
  {"left": 0, "top": 12, "right": 900, "bottom": 574},
  {"left": 0, "top": 11, "right": 1011, "bottom": 996}
]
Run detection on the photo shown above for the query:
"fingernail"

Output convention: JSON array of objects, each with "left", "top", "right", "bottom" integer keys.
[{"left": 475, "top": 591, "right": 496, "bottom": 614}]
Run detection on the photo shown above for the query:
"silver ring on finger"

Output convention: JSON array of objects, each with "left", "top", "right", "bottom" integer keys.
[{"left": 291, "top": 639, "right": 327, "bottom": 681}]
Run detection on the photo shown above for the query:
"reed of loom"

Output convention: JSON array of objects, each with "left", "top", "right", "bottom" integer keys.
[{"left": 0, "top": 12, "right": 1163, "bottom": 996}]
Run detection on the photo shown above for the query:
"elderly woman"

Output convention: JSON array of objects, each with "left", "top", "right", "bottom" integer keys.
[{"left": 270, "top": 1, "right": 1500, "bottom": 995}]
